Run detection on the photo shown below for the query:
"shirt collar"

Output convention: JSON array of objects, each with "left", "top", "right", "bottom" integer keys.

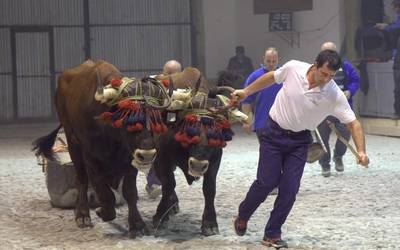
[{"left": 302, "top": 64, "right": 330, "bottom": 93}]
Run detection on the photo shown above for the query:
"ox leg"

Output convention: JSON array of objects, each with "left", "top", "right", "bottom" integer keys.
[
  {"left": 68, "top": 143, "right": 92, "bottom": 228},
  {"left": 122, "top": 170, "right": 149, "bottom": 238},
  {"left": 153, "top": 165, "right": 179, "bottom": 228},
  {"left": 201, "top": 154, "right": 221, "bottom": 236},
  {"left": 84, "top": 159, "right": 116, "bottom": 222}
]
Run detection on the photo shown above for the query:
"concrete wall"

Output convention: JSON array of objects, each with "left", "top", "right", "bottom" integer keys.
[{"left": 203, "top": 0, "right": 346, "bottom": 78}]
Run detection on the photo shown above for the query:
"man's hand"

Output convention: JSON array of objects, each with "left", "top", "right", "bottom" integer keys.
[
  {"left": 357, "top": 152, "right": 370, "bottom": 167},
  {"left": 231, "top": 89, "right": 248, "bottom": 105},
  {"left": 242, "top": 123, "right": 252, "bottom": 134},
  {"left": 343, "top": 90, "right": 351, "bottom": 100},
  {"left": 374, "top": 23, "right": 388, "bottom": 30}
]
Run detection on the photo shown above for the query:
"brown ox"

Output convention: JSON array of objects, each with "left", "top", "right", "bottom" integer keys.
[{"left": 33, "top": 60, "right": 169, "bottom": 238}]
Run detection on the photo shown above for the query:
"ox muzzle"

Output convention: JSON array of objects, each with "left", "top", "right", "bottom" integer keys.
[
  {"left": 188, "top": 157, "right": 209, "bottom": 177},
  {"left": 131, "top": 148, "right": 157, "bottom": 174}
]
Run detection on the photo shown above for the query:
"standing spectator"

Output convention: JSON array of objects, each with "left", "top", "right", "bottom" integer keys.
[
  {"left": 227, "top": 46, "right": 254, "bottom": 81},
  {"left": 241, "top": 47, "right": 282, "bottom": 194},
  {"left": 318, "top": 42, "right": 360, "bottom": 177},
  {"left": 374, "top": 0, "right": 400, "bottom": 32},
  {"left": 232, "top": 50, "right": 369, "bottom": 248},
  {"left": 376, "top": 0, "right": 400, "bottom": 118}
]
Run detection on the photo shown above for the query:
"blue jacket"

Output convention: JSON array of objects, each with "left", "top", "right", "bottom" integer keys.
[
  {"left": 341, "top": 59, "right": 360, "bottom": 108},
  {"left": 384, "top": 13, "right": 400, "bottom": 31},
  {"left": 241, "top": 65, "right": 282, "bottom": 130}
]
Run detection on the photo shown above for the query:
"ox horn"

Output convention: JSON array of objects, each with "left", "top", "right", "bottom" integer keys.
[
  {"left": 95, "top": 68, "right": 103, "bottom": 95},
  {"left": 94, "top": 68, "right": 105, "bottom": 102},
  {"left": 190, "top": 75, "right": 202, "bottom": 97},
  {"left": 168, "top": 76, "right": 174, "bottom": 97},
  {"left": 216, "top": 85, "right": 235, "bottom": 95},
  {"left": 207, "top": 90, "right": 238, "bottom": 114}
]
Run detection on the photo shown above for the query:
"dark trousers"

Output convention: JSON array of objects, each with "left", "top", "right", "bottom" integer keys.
[
  {"left": 393, "top": 69, "right": 400, "bottom": 115},
  {"left": 317, "top": 116, "right": 351, "bottom": 167},
  {"left": 255, "top": 128, "right": 263, "bottom": 143},
  {"left": 238, "top": 117, "right": 311, "bottom": 238},
  {"left": 147, "top": 166, "right": 161, "bottom": 186}
]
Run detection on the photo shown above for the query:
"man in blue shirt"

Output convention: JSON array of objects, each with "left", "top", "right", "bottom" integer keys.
[
  {"left": 241, "top": 47, "right": 282, "bottom": 194},
  {"left": 318, "top": 42, "right": 360, "bottom": 177},
  {"left": 241, "top": 47, "right": 282, "bottom": 137}
]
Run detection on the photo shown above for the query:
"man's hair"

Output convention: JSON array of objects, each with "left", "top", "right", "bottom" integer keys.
[
  {"left": 320, "top": 42, "right": 337, "bottom": 52},
  {"left": 235, "top": 46, "right": 245, "bottom": 54},
  {"left": 265, "top": 47, "right": 278, "bottom": 55},
  {"left": 163, "top": 60, "right": 182, "bottom": 75},
  {"left": 315, "top": 49, "right": 341, "bottom": 71}
]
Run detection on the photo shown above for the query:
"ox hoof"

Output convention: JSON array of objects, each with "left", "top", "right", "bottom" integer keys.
[
  {"left": 153, "top": 215, "right": 169, "bottom": 229},
  {"left": 95, "top": 207, "right": 116, "bottom": 222},
  {"left": 76, "top": 216, "right": 93, "bottom": 228},
  {"left": 201, "top": 221, "right": 219, "bottom": 236},
  {"left": 128, "top": 225, "right": 150, "bottom": 239}
]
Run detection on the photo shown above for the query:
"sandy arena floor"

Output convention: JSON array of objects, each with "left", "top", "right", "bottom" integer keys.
[{"left": 0, "top": 123, "right": 399, "bottom": 250}]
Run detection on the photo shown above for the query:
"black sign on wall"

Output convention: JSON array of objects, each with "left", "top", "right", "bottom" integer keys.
[
  {"left": 254, "top": 0, "right": 312, "bottom": 14},
  {"left": 269, "top": 12, "right": 292, "bottom": 31}
]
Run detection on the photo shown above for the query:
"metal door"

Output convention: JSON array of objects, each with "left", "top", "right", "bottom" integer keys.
[{"left": 11, "top": 27, "right": 55, "bottom": 122}]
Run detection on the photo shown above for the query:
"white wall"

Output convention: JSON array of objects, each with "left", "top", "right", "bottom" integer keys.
[
  {"left": 203, "top": 0, "right": 345, "bottom": 78},
  {"left": 203, "top": 1, "right": 237, "bottom": 77}
]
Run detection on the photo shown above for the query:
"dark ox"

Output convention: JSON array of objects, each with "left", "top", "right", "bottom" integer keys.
[
  {"left": 152, "top": 69, "right": 244, "bottom": 236},
  {"left": 32, "top": 60, "right": 170, "bottom": 238}
]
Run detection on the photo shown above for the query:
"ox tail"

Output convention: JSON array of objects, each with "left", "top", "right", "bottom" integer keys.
[{"left": 32, "top": 124, "right": 62, "bottom": 161}]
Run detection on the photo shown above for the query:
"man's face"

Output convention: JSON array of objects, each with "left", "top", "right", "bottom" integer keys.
[
  {"left": 313, "top": 62, "right": 336, "bottom": 86},
  {"left": 263, "top": 52, "right": 278, "bottom": 71},
  {"left": 392, "top": 3, "right": 400, "bottom": 13}
]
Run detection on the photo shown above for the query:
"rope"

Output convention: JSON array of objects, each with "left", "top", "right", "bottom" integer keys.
[{"left": 108, "top": 77, "right": 166, "bottom": 107}]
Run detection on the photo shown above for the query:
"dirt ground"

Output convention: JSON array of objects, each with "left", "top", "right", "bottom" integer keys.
[{"left": 0, "top": 123, "right": 399, "bottom": 250}]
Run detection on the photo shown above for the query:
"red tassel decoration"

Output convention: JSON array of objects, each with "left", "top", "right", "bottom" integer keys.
[
  {"left": 111, "top": 78, "right": 122, "bottom": 88},
  {"left": 161, "top": 79, "right": 169, "bottom": 88},
  {"left": 175, "top": 131, "right": 185, "bottom": 142},
  {"left": 161, "top": 124, "right": 168, "bottom": 133},
  {"left": 113, "top": 118, "right": 124, "bottom": 128},
  {"left": 127, "top": 125, "right": 136, "bottom": 132},
  {"left": 219, "top": 120, "right": 230, "bottom": 129},
  {"left": 100, "top": 112, "right": 113, "bottom": 121},
  {"left": 184, "top": 114, "right": 198, "bottom": 123},
  {"left": 118, "top": 100, "right": 139, "bottom": 111},
  {"left": 189, "top": 135, "right": 201, "bottom": 144}
]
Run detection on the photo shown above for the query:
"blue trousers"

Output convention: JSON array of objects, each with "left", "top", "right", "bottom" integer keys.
[
  {"left": 238, "top": 117, "right": 311, "bottom": 238},
  {"left": 317, "top": 116, "right": 351, "bottom": 167}
]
